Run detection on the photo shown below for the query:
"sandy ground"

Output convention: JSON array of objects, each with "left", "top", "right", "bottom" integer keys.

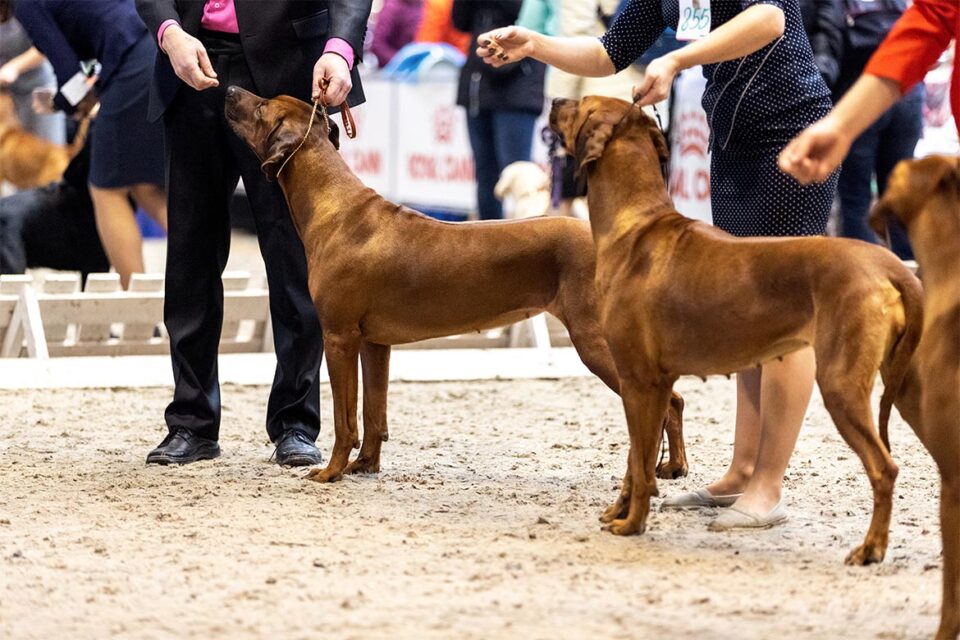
[{"left": 0, "top": 376, "right": 945, "bottom": 639}]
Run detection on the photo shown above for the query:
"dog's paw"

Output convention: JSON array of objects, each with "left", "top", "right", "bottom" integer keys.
[
  {"left": 601, "top": 518, "right": 645, "bottom": 536},
  {"left": 599, "top": 499, "right": 629, "bottom": 524},
  {"left": 656, "top": 461, "right": 689, "bottom": 480},
  {"left": 844, "top": 543, "right": 886, "bottom": 566},
  {"left": 305, "top": 466, "right": 342, "bottom": 483},
  {"left": 344, "top": 457, "right": 380, "bottom": 475}
]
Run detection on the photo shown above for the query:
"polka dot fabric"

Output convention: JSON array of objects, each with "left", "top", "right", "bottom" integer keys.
[{"left": 601, "top": 0, "right": 837, "bottom": 237}]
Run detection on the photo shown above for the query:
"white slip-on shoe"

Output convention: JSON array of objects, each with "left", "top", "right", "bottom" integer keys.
[
  {"left": 660, "top": 487, "right": 744, "bottom": 510},
  {"left": 707, "top": 499, "right": 789, "bottom": 531}
]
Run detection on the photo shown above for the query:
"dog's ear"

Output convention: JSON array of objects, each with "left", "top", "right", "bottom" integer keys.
[
  {"left": 260, "top": 127, "right": 302, "bottom": 182},
  {"left": 573, "top": 107, "right": 618, "bottom": 176},
  {"left": 327, "top": 120, "right": 340, "bottom": 151}
]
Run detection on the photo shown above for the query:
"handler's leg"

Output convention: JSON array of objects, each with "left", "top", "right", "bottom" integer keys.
[
  {"left": 154, "top": 79, "right": 239, "bottom": 453},
  {"left": 222, "top": 54, "right": 322, "bottom": 463},
  {"left": 728, "top": 348, "right": 816, "bottom": 516}
]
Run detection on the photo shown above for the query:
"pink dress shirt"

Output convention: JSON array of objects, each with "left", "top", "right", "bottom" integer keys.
[{"left": 158, "top": 0, "right": 354, "bottom": 69}]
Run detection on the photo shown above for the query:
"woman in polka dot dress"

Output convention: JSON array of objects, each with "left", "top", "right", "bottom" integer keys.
[{"left": 477, "top": 0, "right": 838, "bottom": 530}]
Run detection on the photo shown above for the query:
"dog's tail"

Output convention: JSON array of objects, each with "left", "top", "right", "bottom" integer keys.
[
  {"left": 878, "top": 268, "right": 924, "bottom": 452},
  {"left": 66, "top": 116, "right": 91, "bottom": 158}
]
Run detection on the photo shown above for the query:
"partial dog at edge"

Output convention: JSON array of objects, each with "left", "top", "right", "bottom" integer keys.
[
  {"left": 0, "top": 91, "right": 89, "bottom": 190},
  {"left": 871, "top": 155, "right": 960, "bottom": 640},
  {"left": 495, "top": 160, "right": 589, "bottom": 220},
  {"left": 550, "top": 96, "right": 925, "bottom": 570},
  {"left": 223, "top": 86, "right": 688, "bottom": 485}
]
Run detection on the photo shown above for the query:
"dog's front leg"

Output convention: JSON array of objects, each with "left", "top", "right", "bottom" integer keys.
[
  {"left": 600, "top": 454, "right": 631, "bottom": 523},
  {"left": 306, "top": 331, "right": 361, "bottom": 483},
  {"left": 603, "top": 378, "right": 675, "bottom": 536},
  {"left": 344, "top": 341, "right": 391, "bottom": 476}
]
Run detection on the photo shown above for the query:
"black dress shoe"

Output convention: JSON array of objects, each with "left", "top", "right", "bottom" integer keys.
[
  {"left": 146, "top": 428, "right": 221, "bottom": 465},
  {"left": 274, "top": 430, "right": 322, "bottom": 467}
]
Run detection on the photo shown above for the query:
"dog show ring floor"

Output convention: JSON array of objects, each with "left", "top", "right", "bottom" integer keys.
[{"left": 0, "top": 376, "right": 944, "bottom": 639}]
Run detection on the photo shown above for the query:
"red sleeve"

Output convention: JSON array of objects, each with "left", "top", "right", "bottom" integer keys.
[{"left": 864, "top": 0, "right": 958, "bottom": 94}]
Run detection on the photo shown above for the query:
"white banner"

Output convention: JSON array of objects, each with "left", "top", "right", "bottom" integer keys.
[
  {"left": 394, "top": 83, "right": 476, "bottom": 211},
  {"left": 340, "top": 79, "right": 395, "bottom": 196},
  {"left": 668, "top": 67, "right": 712, "bottom": 225}
]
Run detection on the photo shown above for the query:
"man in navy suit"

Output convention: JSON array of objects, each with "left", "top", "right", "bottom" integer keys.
[{"left": 136, "top": 0, "right": 372, "bottom": 466}]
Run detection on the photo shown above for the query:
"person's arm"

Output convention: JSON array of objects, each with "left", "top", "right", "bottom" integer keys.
[
  {"left": 634, "top": 2, "right": 786, "bottom": 106},
  {"left": 477, "top": 0, "right": 663, "bottom": 78},
  {"left": 779, "top": 0, "right": 957, "bottom": 184},
  {"left": 135, "top": 0, "right": 219, "bottom": 91},
  {"left": 316, "top": 0, "right": 373, "bottom": 104},
  {"left": 13, "top": 1, "right": 82, "bottom": 111},
  {"left": 0, "top": 47, "right": 46, "bottom": 88}
]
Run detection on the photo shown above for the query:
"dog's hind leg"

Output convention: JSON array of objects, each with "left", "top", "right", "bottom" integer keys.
[
  {"left": 306, "top": 331, "right": 361, "bottom": 483},
  {"left": 818, "top": 373, "right": 899, "bottom": 565},
  {"left": 345, "top": 341, "right": 391, "bottom": 476}
]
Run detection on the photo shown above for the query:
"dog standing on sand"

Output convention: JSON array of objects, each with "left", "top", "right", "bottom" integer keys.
[
  {"left": 871, "top": 155, "right": 960, "bottom": 640},
  {"left": 550, "top": 96, "right": 925, "bottom": 571},
  {"left": 223, "top": 87, "right": 688, "bottom": 485}
]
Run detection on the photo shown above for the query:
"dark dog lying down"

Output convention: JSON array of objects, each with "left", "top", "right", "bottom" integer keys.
[{"left": 223, "top": 86, "right": 686, "bottom": 484}]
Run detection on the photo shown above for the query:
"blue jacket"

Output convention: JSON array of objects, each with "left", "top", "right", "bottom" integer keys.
[{"left": 15, "top": 0, "right": 148, "bottom": 112}]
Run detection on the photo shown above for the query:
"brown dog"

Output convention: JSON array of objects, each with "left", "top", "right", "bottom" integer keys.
[
  {"left": 871, "top": 155, "right": 959, "bottom": 640},
  {"left": 222, "top": 86, "right": 687, "bottom": 483},
  {"left": 550, "top": 96, "right": 924, "bottom": 567},
  {"left": 0, "top": 91, "right": 90, "bottom": 190}
]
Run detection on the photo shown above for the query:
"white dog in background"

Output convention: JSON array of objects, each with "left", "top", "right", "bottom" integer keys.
[{"left": 494, "top": 161, "right": 588, "bottom": 220}]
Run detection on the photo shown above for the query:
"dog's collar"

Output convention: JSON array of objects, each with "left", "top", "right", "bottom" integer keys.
[{"left": 276, "top": 89, "right": 358, "bottom": 178}]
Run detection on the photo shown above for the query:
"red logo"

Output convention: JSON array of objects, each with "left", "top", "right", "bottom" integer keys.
[{"left": 434, "top": 106, "right": 454, "bottom": 143}]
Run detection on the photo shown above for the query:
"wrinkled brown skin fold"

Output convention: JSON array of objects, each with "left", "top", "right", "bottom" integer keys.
[
  {"left": 549, "top": 96, "right": 926, "bottom": 570},
  {"left": 871, "top": 155, "right": 960, "bottom": 640},
  {"left": 222, "top": 86, "right": 687, "bottom": 486}
]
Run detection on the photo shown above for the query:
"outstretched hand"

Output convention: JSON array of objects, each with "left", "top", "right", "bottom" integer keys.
[
  {"left": 778, "top": 116, "right": 850, "bottom": 184},
  {"left": 476, "top": 26, "right": 535, "bottom": 68}
]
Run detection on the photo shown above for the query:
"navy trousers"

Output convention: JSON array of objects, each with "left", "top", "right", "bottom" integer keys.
[{"left": 466, "top": 109, "right": 538, "bottom": 220}]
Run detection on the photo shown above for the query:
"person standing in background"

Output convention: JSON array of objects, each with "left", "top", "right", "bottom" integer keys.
[
  {"left": 833, "top": 0, "right": 920, "bottom": 259},
  {"left": 0, "top": 12, "right": 64, "bottom": 146},
  {"left": 798, "top": 0, "right": 844, "bottom": 90},
  {"left": 135, "top": 0, "right": 372, "bottom": 467},
  {"left": 371, "top": 0, "right": 424, "bottom": 68},
  {"left": 11, "top": 0, "right": 167, "bottom": 288},
  {"left": 453, "top": 0, "right": 546, "bottom": 220},
  {"left": 416, "top": 0, "right": 470, "bottom": 53}
]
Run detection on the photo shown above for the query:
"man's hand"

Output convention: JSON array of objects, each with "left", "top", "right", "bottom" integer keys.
[
  {"left": 778, "top": 115, "right": 850, "bottom": 185},
  {"left": 313, "top": 53, "right": 351, "bottom": 105},
  {"left": 476, "top": 26, "right": 535, "bottom": 68},
  {"left": 162, "top": 25, "right": 218, "bottom": 91},
  {"left": 633, "top": 54, "right": 681, "bottom": 107}
]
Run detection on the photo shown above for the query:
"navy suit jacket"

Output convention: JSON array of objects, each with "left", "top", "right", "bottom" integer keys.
[
  {"left": 135, "top": 0, "right": 371, "bottom": 121},
  {"left": 15, "top": 0, "right": 149, "bottom": 113}
]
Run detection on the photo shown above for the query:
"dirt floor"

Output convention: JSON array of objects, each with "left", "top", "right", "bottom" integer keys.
[{"left": 0, "top": 376, "right": 945, "bottom": 639}]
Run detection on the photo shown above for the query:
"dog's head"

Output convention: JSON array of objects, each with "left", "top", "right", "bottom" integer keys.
[
  {"left": 870, "top": 155, "right": 960, "bottom": 238},
  {"left": 548, "top": 95, "right": 669, "bottom": 180},
  {"left": 224, "top": 86, "right": 340, "bottom": 182}
]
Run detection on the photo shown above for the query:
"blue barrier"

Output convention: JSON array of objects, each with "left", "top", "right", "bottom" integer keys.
[{"left": 381, "top": 43, "right": 465, "bottom": 83}]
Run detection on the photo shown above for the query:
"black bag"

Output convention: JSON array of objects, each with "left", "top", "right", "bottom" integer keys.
[{"left": 842, "top": 0, "right": 906, "bottom": 52}]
